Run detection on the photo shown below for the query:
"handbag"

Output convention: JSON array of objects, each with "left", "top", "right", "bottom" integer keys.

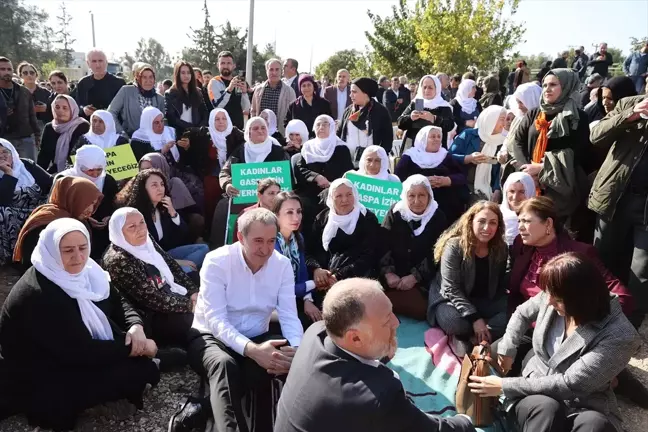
[{"left": 455, "top": 341, "right": 502, "bottom": 427}]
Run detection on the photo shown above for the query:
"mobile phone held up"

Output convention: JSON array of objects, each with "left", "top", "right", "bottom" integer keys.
[{"left": 415, "top": 98, "right": 424, "bottom": 112}]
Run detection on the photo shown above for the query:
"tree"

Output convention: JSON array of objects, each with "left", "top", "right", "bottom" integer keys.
[
  {"left": 40, "top": 60, "right": 59, "bottom": 78},
  {"left": 630, "top": 36, "right": 648, "bottom": 52},
  {"left": 134, "top": 38, "right": 172, "bottom": 77},
  {"left": 365, "top": 0, "right": 429, "bottom": 78},
  {"left": 0, "top": 0, "right": 58, "bottom": 65},
  {"left": 182, "top": 0, "right": 219, "bottom": 70},
  {"left": 515, "top": 52, "right": 552, "bottom": 70},
  {"left": 55, "top": 2, "right": 76, "bottom": 67},
  {"left": 314, "top": 50, "right": 363, "bottom": 81},
  {"left": 413, "top": 0, "right": 525, "bottom": 74}
]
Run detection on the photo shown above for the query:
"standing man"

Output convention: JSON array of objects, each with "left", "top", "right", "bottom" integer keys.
[
  {"left": 588, "top": 42, "right": 615, "bottom": 79},
  {"left": 186, "top": 208, "right": 303, "bottom": 432},
  {"left": 450, "top": 73, "right": 462, "bottom": 99},
  {"left": 383, "top": 76, "right": 406, "bottom": 122},
  {"left": 205, "top": 51, "right": 250, "bottom": 130},
  {"left": 376, "top": 76, "right": 390, "bottom": 105},
  {"left": 73, "top": 49, "right": 125, "bottom": 120},
  {"left": 551, "top": 50, "right": 569, "bottom": 69},
  {"left": 275, "top": 278, "right": 476, "bottom": 432},
  {"left": 623, "top": 41, "right": 648, "bottom": 94},
  {"left": 572, "top": 46, "right": 590, "bottom": 81},
  {"left": 201, "top": 70, "right": 213, "bottom": 83},
  {"left": 283, "top": 58, "right": 300, "bottom": 97},
  {"left": 251, "top": 58, "right": 296, "bottom": 135},
  {"left": 323, "top": 69, "right": 352, "bottom": 122},
  {"left": 0, "top": 57, "right": 40, "bottom": 160},
  {"left": 436, "top": 73, "right": 451, "bottom": 101}
]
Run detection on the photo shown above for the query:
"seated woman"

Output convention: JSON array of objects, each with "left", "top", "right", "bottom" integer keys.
[
  {"left": 294, "top": 114, "right": 354, "bottom": 226},
  {"left": 500, "top": 83, "right": 542, "bottom": 164},
  {"left": 13, "top": 176, "right": 103, "bottom": 267},
  {"left": 260, "top": 109, "right": 285, "bottom": 143},
  {"left": 450, "top": 79, "right": 481, "bottom": 135},
  {"left": 471, "top": 252, "right": 640, "bottom": 432},
  {"left": 285, "top": 74, "right": 332, "bottom": 137},
  {"left": 38, "top": 94, "right": 90, "bottom": 173},
  {"left": 428, "top": 201, "right": 509, "bottom": 353},
  {"left": 0, "top": 139, "right": 52, "bottom": 265},
  {"left": 305, "top": 178, "right": 380, "bottom": 292},
  {"left": 103, "top": 207, "right": 198, "bottom": 348},
  {"left": 284, "top": 119, "right": 309, "bottom": 157},
  {"left": 396, "top": 125, "right": 468, "bottom": 224},
  {"left": 449, "top": 105, "right": 506, "bottom": 202},
  {"left": 139, "top": 153, "right": 204, "bottom": 242},
  {"left": 500, "top": 172, "right": 536, "bottom": 246},
  {"left": 0, "top": 218, "right": 159, "bottom": 431},
  {"left": 72, "top": 110, "right": 129, "bottom": 154},
  {"left": 397, "top": 75, "right": 454, "bottom": 149},
  {"left": 380, "top": 175, "right": 448, "bottom": 320},
  {"left": 272, "top": 191, "right": 321, "bottom": 329},
  {"left": 58, "top": 144, "right": 118, "bottom": 256},
  {"left": 116, "top": 169, "right": 209, "bottom": 274},
  {"left": 355, "top": 145, "right": 400, "bottom": 182}
]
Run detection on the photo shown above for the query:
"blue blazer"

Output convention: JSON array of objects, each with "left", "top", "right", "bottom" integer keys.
[
  {"left": 448, "top": 128, "right": 501, "bottom": 192},
  {"left": 275, "top": 233, "right": 311, "bottom": 299}
]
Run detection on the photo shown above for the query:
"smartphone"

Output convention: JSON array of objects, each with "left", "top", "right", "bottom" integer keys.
[
  {"left": 181, "top": 131, "right": 191, "bottom": 139},
  {"left": 415, "top": 98, "right": 424, "bottom": 111},
  {"left": 486, "top": 156, "right": 499, "bottom": 164}
]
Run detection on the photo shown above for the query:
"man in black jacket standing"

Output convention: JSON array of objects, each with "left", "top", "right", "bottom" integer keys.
[
  {"left": 572, "top": 46, "right": 589, "bottom": 80},
  {"left": 73, "top": 49, "right": 124, "bottom": 119},
  {"left": 588, "top": 42, "right": 614, "bottom": 78},
  {"left": 283, "top": 58, "right": 301, "bottom": 98},
  {"left": 275, "top": 278, "right": 476, "bottom": 432}
]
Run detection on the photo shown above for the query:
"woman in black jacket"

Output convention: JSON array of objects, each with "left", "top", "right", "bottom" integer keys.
[
  {"left": 164, "top": 61, "right": 208, "bottom": 138},
  {"left": 479, "top": 75, "right": 503, "bottom": 109},
  {"left": 380, "top": 175, "right": 448, "bottom": 320},
  {"left": 285, "top": 74, "right": 332, "bottom": 137},
  {"left": 0, "top": 139, "right": 52, "bottom": 265},
  {"left": 44, "top": 70, "right": 70, "bottom": 123},
  {"left": 71, "top": 110, "right": 129, "bottom": 154},
  {"left": 0, "top": 218, "right": 159, "bottom": 431},
  {"left": 397, "top": 75, "right": 455, "bottom": 149}
]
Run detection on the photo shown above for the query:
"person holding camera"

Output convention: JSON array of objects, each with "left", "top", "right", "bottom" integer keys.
[{"left": 205, "top": 50, "right": 250, "bottom": 130}]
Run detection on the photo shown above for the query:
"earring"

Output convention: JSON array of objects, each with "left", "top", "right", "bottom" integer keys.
[{"left": 545, "top": 229, "right": 550, "bottom": 235}]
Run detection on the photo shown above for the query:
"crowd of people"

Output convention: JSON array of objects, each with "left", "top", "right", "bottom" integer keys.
[{"left": 0, "top": 39, "right": 647, "bottom": 432}]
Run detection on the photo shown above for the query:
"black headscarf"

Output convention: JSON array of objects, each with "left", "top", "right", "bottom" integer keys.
[
  {"left": 352, "top": 78, "right": 378, "bottom": 99},
  {"left": 589, "top": 76, "right": 638, "bottom": 122}
]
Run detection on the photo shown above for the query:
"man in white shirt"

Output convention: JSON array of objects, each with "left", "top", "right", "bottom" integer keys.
[
  {"left": 187, "top": 208, "right": 303, "bottom": 432},
  {"left": 323, "top": 69, "right": 352, "bottom": 121}
]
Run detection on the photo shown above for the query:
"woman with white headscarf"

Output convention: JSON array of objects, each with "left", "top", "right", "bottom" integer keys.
[
  {"left": 397, "top": 75, "right": 455, "bottom": 149},
  {"left": 380, "top": 174, "right": 448, "bottom": 320},
  {"left": 450, "top": 78, "right": 482, "bottom": 134},
  {"left": 73, "top": 110, "right": 128, "bottom": 153},
  {"left": 38, "top": 94, "right": 90, "bottom": 173},
  {"left": 260, "top": 108, "right": 284, "bottom": 143},
  {"left": 499, "top": 82, "right": 543, "bottom": 163},
  {"left": 305, "top": 178, "right": 381, "bottom": 290},
  {"left": 0, "top": 139, "right": 52, "bottom": 264},
  {"left": 449, "top": 105, "right": 506, "bottom": 202},
  {"left": 103, "top": 207, "right": 199, "bottom": 347},
  {"left": 0, "top": 218, "right": 160, "bottom": 430},
  {"left": 284, "top": 119, "right": 309, "bottom": 157},
  {"left": 355, "top": 145, "right": 400, "bottom": 182},
  {"left": 499, "top": 172, "right": 536, "bottom": 245},
  {"left": 395, "top": 126, "right": 468, "bottom": 223}
]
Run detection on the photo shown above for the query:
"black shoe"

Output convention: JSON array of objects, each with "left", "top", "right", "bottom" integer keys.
[
  {"left": 168, "top": 396, "right": 209, "bottom": 432},
  {"left": 615, "top": 368, "right": 648, "bottom": 409},
  {"left": 157, "top": 347, "right": 188, "bottom": 372}
]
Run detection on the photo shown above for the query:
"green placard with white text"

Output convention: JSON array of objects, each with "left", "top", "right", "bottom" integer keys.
[
  {"left": 230, "top": 161, "right": 292, "bottom": 204},
  {"left": 344, "top": 172, "right": 402, "bottom": 223}
]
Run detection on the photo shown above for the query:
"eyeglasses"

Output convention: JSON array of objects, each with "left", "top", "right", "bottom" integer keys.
[{"left": 21, "top": 70, "right": 36, "bottom": 76}]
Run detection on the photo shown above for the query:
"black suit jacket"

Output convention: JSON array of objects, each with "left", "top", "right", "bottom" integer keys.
[{"left": 275, "top": 322, "right": 475, "bottom": 432}]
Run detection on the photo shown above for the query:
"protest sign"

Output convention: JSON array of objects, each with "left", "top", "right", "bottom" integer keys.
[
  {"left": 344, "top": 172, "right": 402, "bottom": 223},
  {"left": 230, "top": 161, "right": 292, "bottom": 204},
  {"left": 71, "top": 144, "right": 139, "bottom": 181}
]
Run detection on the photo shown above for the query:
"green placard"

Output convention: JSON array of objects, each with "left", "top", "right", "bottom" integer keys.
[
  {"left": 344, "top": 172, "right": 402, "bottom": 223},
  {"left": 71, "top": 144, "right": 139, "bottom": 181},
  {"left": 227, "top": 214, "right": 237, "bottom": 244},
  {"left": 230, "top": 161, "right": 292, "bottom": 204}
]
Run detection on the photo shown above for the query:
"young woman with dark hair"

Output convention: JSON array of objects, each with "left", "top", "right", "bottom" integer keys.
[{"left": 164, "top": 61, "right": 207, "bottom": 137}]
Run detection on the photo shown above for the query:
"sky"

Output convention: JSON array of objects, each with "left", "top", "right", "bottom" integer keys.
[{"left": 28, "top": 0, "right": 648, "bottom": 73}]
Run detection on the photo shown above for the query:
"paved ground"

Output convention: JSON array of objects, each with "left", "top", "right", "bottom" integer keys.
[{"left": 0, "top": 265, "right": 646, "bottom": 431}]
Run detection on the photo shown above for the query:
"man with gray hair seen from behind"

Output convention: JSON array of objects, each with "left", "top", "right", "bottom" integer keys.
[
  {"left": 186, "top": 207, "right": 303, "bottom": 432},
  {"left": 251, "top": 58, "right": 296, "bottom": 135},
  {"left": 275, "top": 278, "right": 476, "bottom": 432},
  {"left": 73, "top": 48, "right": 125, "bottom": 119}
]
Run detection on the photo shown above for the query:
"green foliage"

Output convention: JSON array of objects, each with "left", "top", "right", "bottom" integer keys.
[
  {"left": 40, "top": 60, "right": 59, "bottom": 78},
  {"left": 182, "top": 0, "right": 220, "bottom": 70},
  {"left": 514, "top": 53, "right": 552, "bottom": 70},
  {"left": 315, "top": 50, "right": 364, "bottom": 81},
  {"left": 605, "top": 47, "right": 624, "bottom": 64},
  {"left": 0, "top": 0, "right": 59, "bottom": 65},
  {"left": 630, "top": 36, "right": 648, "bottom": 52},
  {"left": 135, "top": 38, "right": 172, "bottom": 78},
  {"left": 55, "top": 2, "right": 75, "bottom": 67},
  {"left": 413, "top": 0, "right": 525, "bottom": 74}
]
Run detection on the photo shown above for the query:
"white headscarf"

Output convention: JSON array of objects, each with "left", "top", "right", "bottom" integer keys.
[
  {"left": 403, "top": 126, "right": 448, "bottom": 169},
  {"left": 416, "top": 75, "right": 451, "bottom": 110},
  {"left": 357, "top": 145, "right": 399, "bottom": 182},
  {"left": 285, "top": 119, "right": 309, "bottom": 146},
  {"left": 131, "top": 107, "right": 179, "bottom": 161},
  {"left": 301, "top": 115, "right": 348, "bottom": 164},
  {"left": 474, "top": 106, "right": 506, "bottom": 199},
  {"left": 243, "top": 117, "right": 281, "bottom": 163},
  {"left": 455, "top": 79, "right": 477, "bottom": 115},
  {"left": 511, "top": 83, "right": 542, "bottom": 118},
  {"left": 0, "top": 138, "right": 36, "bottom": 190},
  {"left": 59, "top": 144, "right": 107, "bottom": 191},
  {"left": 393, "top": 174, "right": 439, "bottom": 236},
  {"left": 261, "top": 109, "right": 278, "bottom": 136},
  {"left": 109, "top": 207, "right": 188, "bottom": 296},
  {"left": 208, "top": 108, "right": 233, "bottom": 168},
  {"left": 500, "top": 172, "right": 536, "bottom": 245},
  {"left": 84, "top": 110, "right": 120, "bottom": 149},
  {"left": 31, "top": 218, "right": 114, "bottom": 341},
  {"left": 322, "top": 178, "right": 367, "bottom": 251}
]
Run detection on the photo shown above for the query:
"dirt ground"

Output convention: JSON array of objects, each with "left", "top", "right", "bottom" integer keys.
[{"left": 0, "top": 264, "right": 646, "bottom": 432}]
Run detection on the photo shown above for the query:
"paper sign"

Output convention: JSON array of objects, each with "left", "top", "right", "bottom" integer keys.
[
  {"left": 344, "top": 172, "right": 402, "bottom": 223},
  {"left": 230, "top": 161, "right": 292, "bottom": 204},
  {"left": 71, "top": 144, "right": 139, "bottom": 181}
]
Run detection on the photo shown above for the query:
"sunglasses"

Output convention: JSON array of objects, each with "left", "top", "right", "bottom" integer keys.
[{"left": 21, "top": 70, "right": 36, "bottom": 76}]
